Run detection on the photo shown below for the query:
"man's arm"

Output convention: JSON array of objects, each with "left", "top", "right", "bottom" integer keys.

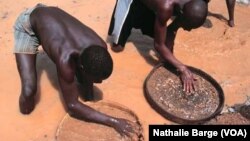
[
  {"left": 165, "top": 20, "right": 180, "bottom": 53},
  {"left": 226, "top": 0, "right": 236, "bottom": 27},
  {"left": 57, "top": 64, "right": 114, "bottom": 125},
  {"left": 153, "top": 9, "right": 196, "bottom": 93},
  {"left": 56, "top": 62, "right": 138, "bottom": 136},
  {"left": 75, "top": 67, "right": 94, "bottom": 100},
  {"left": 154, "top": 18, "right": 184, "bottom": 70}
]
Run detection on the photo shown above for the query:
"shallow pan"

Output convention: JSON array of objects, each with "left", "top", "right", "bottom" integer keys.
[
  {"left": 56, "top": 101, "right": 144, "bottom": 141},
  {"left": 144, "top": 63, "right": 224, "bottom": 124}
]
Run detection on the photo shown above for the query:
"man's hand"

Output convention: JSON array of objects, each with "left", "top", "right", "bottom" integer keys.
[
  {"left": 178, "top": 66, "right": 197, "bottom": 94},
  {"left": 111, "top": 118, "right": 141, "bottom": 139}
]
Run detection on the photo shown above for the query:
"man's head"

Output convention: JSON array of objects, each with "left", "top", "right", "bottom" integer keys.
[
  {"left": 79, "top": 45, "right": 113, "bottom": 83},
  {"left": 178, "top": 0, "right": 208, "bottom": 31}
]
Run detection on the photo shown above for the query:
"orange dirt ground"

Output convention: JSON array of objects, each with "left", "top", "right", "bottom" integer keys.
[{"left": 0, "top": 0, "right": 249, "bottom": 141}]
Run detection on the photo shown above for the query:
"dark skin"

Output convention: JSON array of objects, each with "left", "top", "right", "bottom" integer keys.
[
  {"left": 142, "top": 0, "right": 197, "bottom": 93},
  {"left": 225, "top": 0, "right": 236, "bottom": 27},
  {"left": 112, "top": 0, "right": 235, "bottom": 53},
  {"left": 113, "top": 0, "right": 235, "bottom": 93},
  {"left": 113, "top": 0, "right": 198, "bottom": 93},
  {"left": 141, "top": 0, "right": 235, "bottom": 93},
  {"left": 15, "top": 7, "right": 139, "bottom": 138}
]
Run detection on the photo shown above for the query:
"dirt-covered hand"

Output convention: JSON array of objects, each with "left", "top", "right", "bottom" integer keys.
[
  {"left": 179, "top": 67, "right": 197, "bottom": 94},
  {"left": 112, "top": 118, "right": 141, "bottom": 139}
]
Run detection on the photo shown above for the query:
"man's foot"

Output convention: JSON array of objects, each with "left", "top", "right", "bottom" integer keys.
[
  {"left": 228, "top": 20, "right": 235, "bottom": 27},
  {"left": 19, "top": 95, "right": 35, "bottom": 114},
  {"left": 111, "top": 43, "right": 124, "bottom": 52}
]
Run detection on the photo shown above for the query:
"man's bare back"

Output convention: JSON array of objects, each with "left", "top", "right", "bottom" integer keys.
[
  {"left": 140, "top": 0, "right": 235, "bottom": 27},
  {"left": 140, "top": 0, "right": 190, "bottom": 11},
  {"left": 30, "top": 7, "right": 106, "bottom": 62}
]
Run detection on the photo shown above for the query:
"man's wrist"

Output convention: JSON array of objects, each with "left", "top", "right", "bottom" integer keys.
[
  {"left": 107, "top": 117, "right": 118, "bottom": 127},
  {"left": 177, "top": 65, "right": 187, "bottom": 73}
]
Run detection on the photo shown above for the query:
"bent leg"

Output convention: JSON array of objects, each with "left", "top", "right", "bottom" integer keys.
[
  {"left": 15, "top": 53, "right": 37, "bottom": 114},
  {"left": 226, "top": 0, "right": 236, "bottom": 27}
]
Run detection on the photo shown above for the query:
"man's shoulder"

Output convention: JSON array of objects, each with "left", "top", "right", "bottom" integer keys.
[
  {"left": 31, "top": 6, "right": 59, "bottom": 18},
  {"left": 152, "top": 0, "right": 175, "bottom": 22},
  {"left": 56, "top": 49, "right": 78, "bottom": 71},
  {"left": 152, "top": 0, "right": 175, "bottom": 12}
]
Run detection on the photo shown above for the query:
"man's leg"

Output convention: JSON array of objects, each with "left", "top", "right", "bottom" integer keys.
[
  {"left": 226, "top": 0, "right": 236, "bottom": 27},
  {"left": 15, "top": 54, "right": 37, "bottom": 114},
  {"left": 111, "top": 19, "right": 133, "bottom": 52},
  {"left": 109, "top": 0, "right": 134, "bottom": 52}
]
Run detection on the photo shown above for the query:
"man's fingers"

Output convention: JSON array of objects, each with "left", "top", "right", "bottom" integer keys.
[
  {"left": 184, "top": 80, "right": 196, "bottom": 94},
  {"left": 121, "top": 132, "right": 137, "bottom": 141},
  {"left": 190, "top": 77, "right": 198, "bottom": 92},
  {"left": 193, "top": 76, "right": 198, "bottom": 81},
  {"left": 133, "top": 126, "right": 141, "bottom": 137},
  {"left": 189, "top": 80, "right": 193, "bottom": 93},
  {"left": 186, "top": 82, "right": 191, "bottom": 94},
  {"left": 128, "top": 121, "right": 142, "bottom": 138},
  {"left": 192, "top": 80, "right": 197, "bottom": 91},
  {"left": 183, "top": 80, "right": 187, "bottom": 92},
  {"left": 120, "top": 128, "right": 131, "bottom": 138},
  {"left": 129, "top": 121, "right": 141, "bottom": 135}
]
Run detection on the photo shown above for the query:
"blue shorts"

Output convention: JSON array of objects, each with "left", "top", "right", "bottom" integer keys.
[{"left": 13, "top": 4, "right": 45, "bottom": 54}]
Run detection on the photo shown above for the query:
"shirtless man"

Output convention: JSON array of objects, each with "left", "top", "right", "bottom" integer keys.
[
  {"left": 108, "top": 0, "right": 209, "bottom": 93},
  {"left": 14, "top": 4, "right": 138, "bottom": 137}
]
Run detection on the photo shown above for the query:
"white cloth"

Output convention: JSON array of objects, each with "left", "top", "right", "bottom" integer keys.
[
  {"left": 110, "top": 0, "right": 133, "bottom": 44},
  {"left": 236, "top": 0, "right": 250, "bottom": 5}
]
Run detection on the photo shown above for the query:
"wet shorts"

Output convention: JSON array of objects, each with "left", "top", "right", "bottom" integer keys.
[{"left": 13, "top": 4, "right": 45, "bottom": 54}]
